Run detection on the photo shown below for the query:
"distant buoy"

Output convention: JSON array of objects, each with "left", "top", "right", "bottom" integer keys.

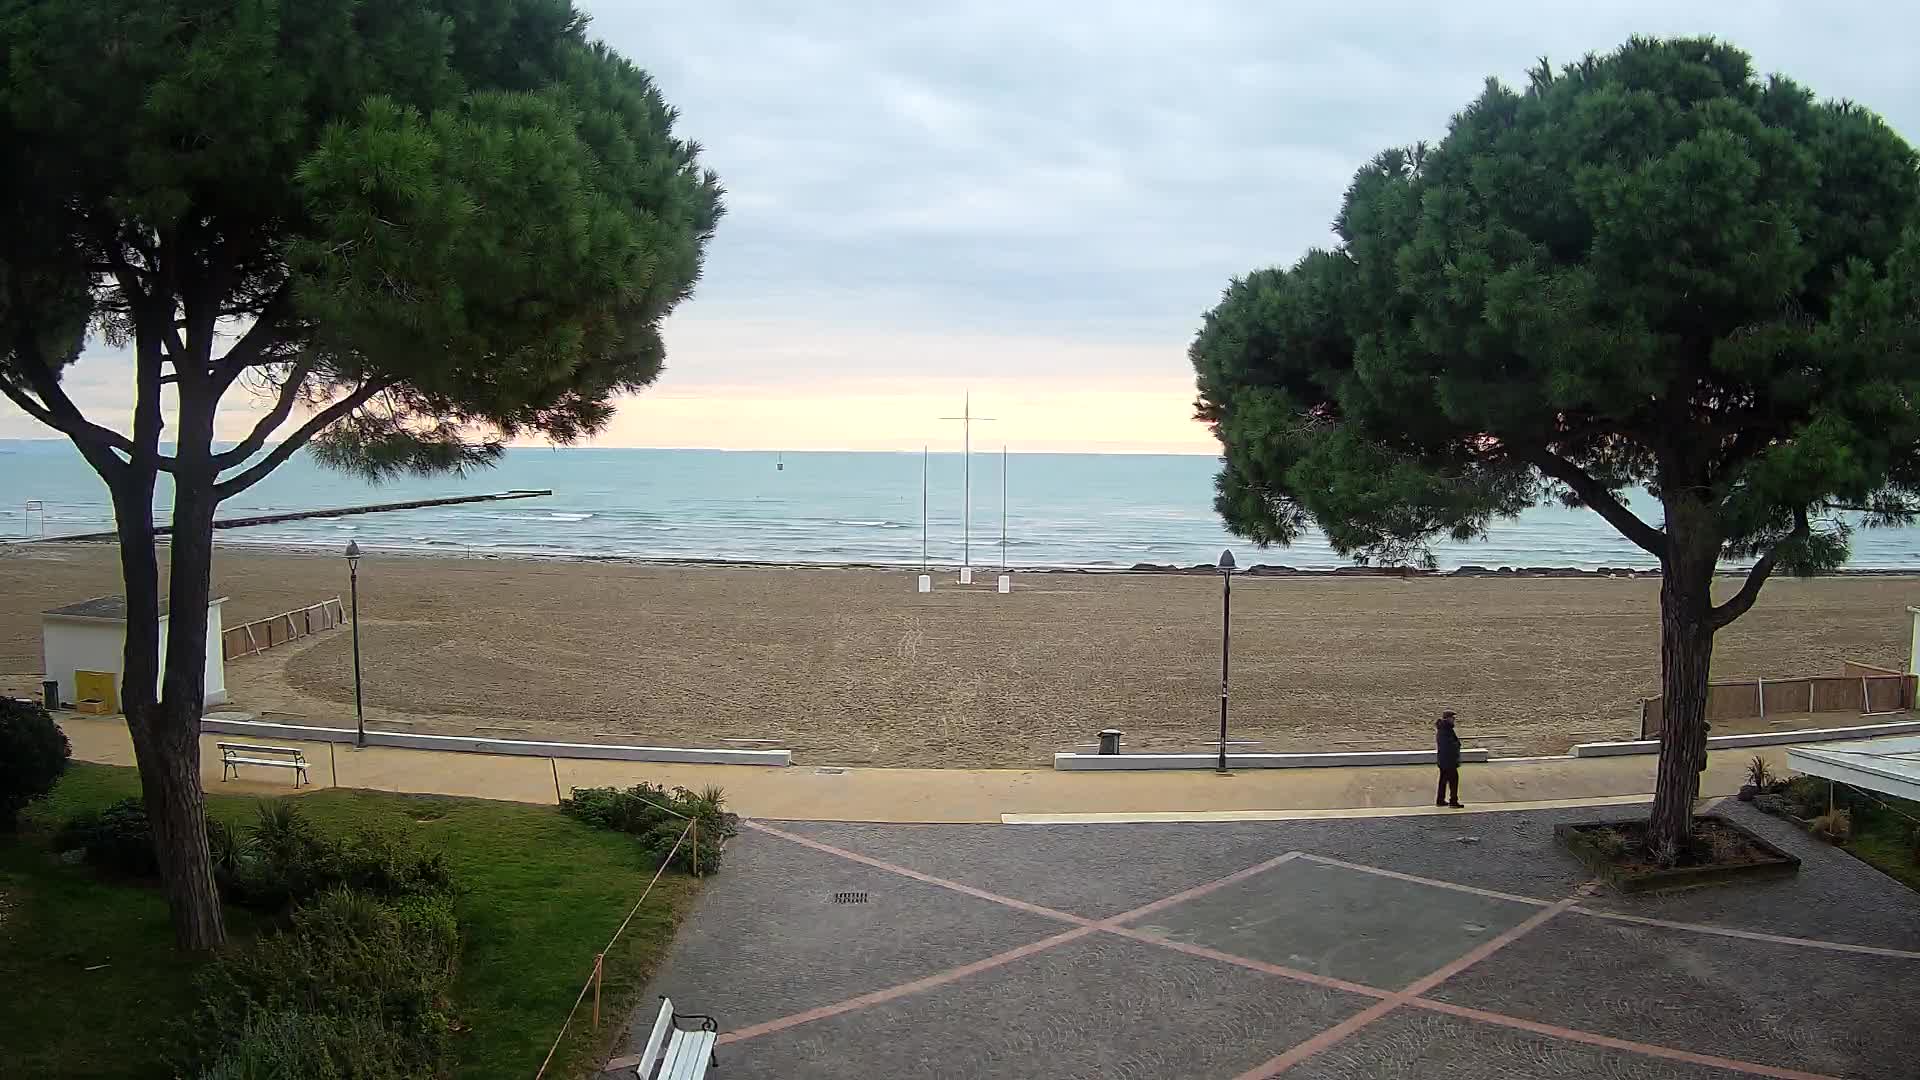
[{"left": 776, "top": 453, "right": 784, "bottom": 472}]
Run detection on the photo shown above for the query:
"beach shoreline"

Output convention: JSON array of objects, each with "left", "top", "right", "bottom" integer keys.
[{"left": 13, "top": 534, "right": 1920, "bottom": 579}]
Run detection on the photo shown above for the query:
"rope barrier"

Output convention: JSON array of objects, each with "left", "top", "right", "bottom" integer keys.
[{"left": 531, "top": 817, "right": 696, "bottom": 1080}]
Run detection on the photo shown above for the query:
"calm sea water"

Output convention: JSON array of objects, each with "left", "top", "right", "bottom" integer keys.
[{"left": 4, "top": 440, "right": 1919, "bottom": 570}]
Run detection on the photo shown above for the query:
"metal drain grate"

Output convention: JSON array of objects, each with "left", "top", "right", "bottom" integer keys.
[{"left": 832, "top": 891, "right": 870, "bottom": 904}]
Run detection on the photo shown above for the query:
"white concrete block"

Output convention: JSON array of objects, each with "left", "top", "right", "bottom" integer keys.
[
  {"left": 959, "top": 566, "right": 974, "bottom": 584},
  {"left": 917, "top": 574, "right": 932, "bottom": 593},
  {"left": 1571, "top": 718, "right": 1920, "bottom": 758},
  {"left": 1052, "top": 748, "right": 1491, "bottom": 771},
  {"left": 198, "top": 716, "right": 793, "bottom": 766},
  {"left": 997, "top": 574, "right": 1011, "bottom": 593}
]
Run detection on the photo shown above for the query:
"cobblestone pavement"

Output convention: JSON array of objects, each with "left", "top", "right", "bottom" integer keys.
[{"left": 615, "top": 803, "right": 1920, "bottom": 1079}]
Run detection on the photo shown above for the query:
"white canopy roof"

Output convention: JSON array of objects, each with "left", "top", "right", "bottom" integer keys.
[{"left": 1789, "top": 735, "right": 1920, "bottom": 803}]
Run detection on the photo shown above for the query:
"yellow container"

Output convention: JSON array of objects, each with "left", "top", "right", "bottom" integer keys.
[{"left": 74, "top": 670, "right": 118, "bottom": 713}]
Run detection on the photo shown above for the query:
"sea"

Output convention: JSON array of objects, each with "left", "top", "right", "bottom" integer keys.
[{"left": 3, "top": 440, "right": 1919, "bottom": 571}]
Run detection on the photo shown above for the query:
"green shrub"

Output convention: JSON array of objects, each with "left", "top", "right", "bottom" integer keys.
[
  {"left": 1784, "top": 776, "right": 1829, "bottom": 818},
  {"left": 184, "top": 888, "right": 459, "bottom": 1076},
  {"left": 220, "top": 802, "right": 455, "bottom": 911},
  {"left": 0, "top": 697, "right": 70, "bottom": 829},
  {"left": 1745, "top": 755, "right": 1774, "bottom": 790},
  {"left": 560, "top": 782, "right": 736, "bottom": 873},
  {"left": 198, "top": 1010, "right": 416, "bottom": 1080},
  {"left": 55, "top": 797, "right": 159, "bottom": 876}
]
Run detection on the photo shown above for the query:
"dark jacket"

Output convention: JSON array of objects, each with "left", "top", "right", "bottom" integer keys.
[{"left": 1436, "top": 723, "right": 1461, "bottom": 769}]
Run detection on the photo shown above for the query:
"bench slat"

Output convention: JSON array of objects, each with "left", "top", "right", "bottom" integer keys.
[
  {"left": 660, "top": 1029, "right": 714, "bottom": 1080},
  {"left": 216, "top": 742, "right": 306, "bottom": 756},
  {"left": 225, "top": 757, "right": 306, "bottom": 769},
  {"left": 633, "top": 999, "right": 675, "bottom": 1077}
]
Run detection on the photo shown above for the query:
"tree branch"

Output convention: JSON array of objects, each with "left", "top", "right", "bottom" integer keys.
[
  {"left": 1710, "top": 508, "right": 1809, "bottom": 630},
  {"left": 213, "top": 379, "right": 390, "bottom": 500},
  {"left": 4, "top": 340, "right": 155, "bottom": 467},
  {"left": 210, "top": 356, "right": 316, "bottom": 469},
  {"left": 1524, "top": 448, "right": 1669, "bottom": 558},
  {"left": 211, "top": 283, "right": 295, "bottom": 390}
]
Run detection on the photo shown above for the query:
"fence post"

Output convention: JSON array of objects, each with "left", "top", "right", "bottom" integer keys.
[
  {"left": 591, "top": 952, "right": 604, "bottom": 1030},
  {"left": 1808, "top": 680, "right": 1814, "bottom": 715},
  {"left": 1755, "top": 677, "right": 1765, "bottom": 723},
  {"left": 1862, "top": 677, "right": 1870, "bottom": 714},
  {"left": 690, "top": 818, "right": 700, "bottom": 877}
]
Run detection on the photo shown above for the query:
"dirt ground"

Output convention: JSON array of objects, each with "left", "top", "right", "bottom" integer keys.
[{"left": 2, "top": 543, "right": 1914, "bottom": 767}]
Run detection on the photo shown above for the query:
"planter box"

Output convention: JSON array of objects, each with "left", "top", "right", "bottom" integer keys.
[{"left": 1554, "top": 814, "right": 1801, "bottom": 893}]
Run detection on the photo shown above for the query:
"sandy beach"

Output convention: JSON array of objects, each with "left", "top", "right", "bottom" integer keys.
[{"left": 2, "top": 542, "right": 1914, "bottom": 767}]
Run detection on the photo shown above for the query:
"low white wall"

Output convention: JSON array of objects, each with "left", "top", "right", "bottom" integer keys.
[
  {"left": 200, "top": 716, "right": 791, "bottom": 766},
  {"left": 1054, "top": 748, "right": 1491, "bottom": 771},
  {"left": 1572, "top": 718, "right": 1920, "bottom": 758}
]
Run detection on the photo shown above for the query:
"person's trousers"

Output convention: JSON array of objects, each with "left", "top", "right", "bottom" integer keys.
[{"left": 1437, "top": 766, "right": 1460, "bottom": 805}]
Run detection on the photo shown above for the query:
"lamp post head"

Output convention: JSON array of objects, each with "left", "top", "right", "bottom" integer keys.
[
  {"left": 1217, "top": 549, "right": 1235, "bottom": 574},
  {"left": 345, "top": 540, "right": 361, "bottom": 571}
]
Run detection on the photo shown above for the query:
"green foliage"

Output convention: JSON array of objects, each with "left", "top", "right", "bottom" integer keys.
[
  {"left": 198, "top": 1010, "right": 417, "bottom": 1080},
  {"left": 0, "top": 698, "right": 69, "bottom": 829},
  {"left": 0, "top": 0, "right": 723, "bottom": 472},
  {"left": 1785, "top": 775, "right": 1832, "bottom": 819},
  {"left": 561, "top": 783, "right": 736, "bottom": 874},
  {"left": 55, "top": 797, "right": 158, "bottom": 876},
  {"left": 1746, "top": 756, "right": 1775, "bottom": 789},
  {"left": 185, "top": 889, "right": 460, "bottom": 1077},
  {"left": 1193, "top": 36, "right": 1920, "bottom": 574}
]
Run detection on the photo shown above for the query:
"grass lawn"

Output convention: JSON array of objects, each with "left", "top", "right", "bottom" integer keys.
[
  {"left": 0, "top": 763, "right": 702, "bottom": 1079},
  {"left": 1839, "top": 792, "right": 1920, "bottom": 892}
]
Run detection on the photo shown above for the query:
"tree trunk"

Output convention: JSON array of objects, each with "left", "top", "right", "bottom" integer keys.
[{"left": 1648, "top": 515, "right": 1719, "bottom": 855}]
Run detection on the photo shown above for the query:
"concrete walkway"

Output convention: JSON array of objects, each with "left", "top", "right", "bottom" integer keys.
[{"left": 59, "top": 714, "right": 1791, "bottom": 823}]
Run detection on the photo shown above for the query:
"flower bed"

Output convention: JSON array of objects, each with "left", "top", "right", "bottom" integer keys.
[{"left": 1555, "top": 814, "right": 1800, "bottom": 893}]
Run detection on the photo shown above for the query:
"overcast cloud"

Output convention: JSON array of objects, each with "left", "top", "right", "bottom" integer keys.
[{"left": 8, "top": 1, "right": 1920, "bottom": 451}]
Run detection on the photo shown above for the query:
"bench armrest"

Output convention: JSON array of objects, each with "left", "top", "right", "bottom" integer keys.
[{"left": 671, "top": 1011, "right": 719, "bottom": 1033}]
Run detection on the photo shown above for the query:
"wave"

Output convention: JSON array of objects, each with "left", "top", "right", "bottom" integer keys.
[
  {"left": 545, "top": 512, "right": 595, "bottom": 522},
  {"left": 834, "top": 520, "right": 904, "bottom": 529}
]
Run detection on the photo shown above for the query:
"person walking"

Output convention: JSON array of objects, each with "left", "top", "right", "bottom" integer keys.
[{"left": 1436, "top": 710, "right": 1464, "bottom": 808}]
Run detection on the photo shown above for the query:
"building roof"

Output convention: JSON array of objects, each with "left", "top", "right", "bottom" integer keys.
[
  {"left": 1789, "top": 735, "right": 1920, "bottom": 803},
  {"left": 42, "top": 594, "right": 227, "bottom": 621}
]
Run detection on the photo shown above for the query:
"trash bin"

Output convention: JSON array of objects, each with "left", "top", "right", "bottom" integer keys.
[
  {"left": 42, "top": 679, "right": 60, "bottom": 710},
  {"left": 1098, "top": 728, "right": 1122, "bottom": 755}
]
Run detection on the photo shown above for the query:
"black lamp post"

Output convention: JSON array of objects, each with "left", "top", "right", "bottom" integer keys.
[
  {"left": 345, "top": 540, "right": 366, "bottom": 749},
  {"left": 1217, "top": 548, "right": 1235, "bottom": 773}
]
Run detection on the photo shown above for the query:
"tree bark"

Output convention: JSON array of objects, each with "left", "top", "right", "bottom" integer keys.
[
  {"left": 142, "top": 382, "right": 228, "bottom": 951},
  {"left": 1648, "top": 502, "right": 1720, "bottom": 855}
]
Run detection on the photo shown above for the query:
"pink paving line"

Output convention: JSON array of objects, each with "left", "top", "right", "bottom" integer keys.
[
  {"left": 1292, "top": 853, "right": 1550, "bottom": 907},
  {"left": 1307, "top": 851, "right": 1920, "bottom": 960},
  {"left": 1571, "top": 906, "right": 1920, "bottom": 960},
  {"left": 1115, "top": 851, "right": 1303, "bottom": 924},
  {"left": 723, "top": 835, "right": 1316, "bottom": 1047},
  {"left": 717, "top": 925, "right": 1096, "bottom": 1045},
  {"left": 1408, "top": 999, "right": 1843, "bottom": 1080},
  {"left": 1102, "top": 926, "right": 1391, "bottom": 1000},
  {"left": 744, "top": 821, "right": 1094, "bottom": 927},
  {"left": 1232, "top": 899, "right": 1577, "bottom": 1080}
]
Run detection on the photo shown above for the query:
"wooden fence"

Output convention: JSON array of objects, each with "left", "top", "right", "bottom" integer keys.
[
  {"left": 1640, "top": 659, "right": 1916, "bottom": 738},
  {"left": 222, "top": 598, "right": 345, "bottom": 660}
]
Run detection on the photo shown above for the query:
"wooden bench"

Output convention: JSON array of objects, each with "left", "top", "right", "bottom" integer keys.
[
  {"left": 217, "top": 742, "right": 310, "bottom": 787},
  {"left": 633, "top": 997, "right": 718, "bottom": 1079}
]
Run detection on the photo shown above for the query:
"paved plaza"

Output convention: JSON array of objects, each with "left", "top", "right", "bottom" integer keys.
[{"left": 621, "top": 803, "right": 1920, "bottom": 1079}]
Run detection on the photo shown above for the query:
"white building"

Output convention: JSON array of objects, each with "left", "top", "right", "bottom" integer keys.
[{"left": 41, "top": 594, "right": 229, "bottom": 711}]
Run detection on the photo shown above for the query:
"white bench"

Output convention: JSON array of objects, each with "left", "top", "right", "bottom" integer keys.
[
  {"left": 633, "top": 997, "right": 718, "bottom": 1079},
  {"left": 217, "top": 742, "right": 310, "bottom": 787}
]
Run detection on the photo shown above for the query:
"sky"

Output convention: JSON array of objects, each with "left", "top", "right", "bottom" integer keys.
[{"left": 7, "top": 1, "right": 1920, "bottom": 453}]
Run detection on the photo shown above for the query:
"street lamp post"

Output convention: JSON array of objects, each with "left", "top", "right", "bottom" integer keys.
[
  {"left": 345, "top": 541, "right": 366, "bottom": 749},
  {"left": 1217, "top": 548, "right": 1234, "bottom": 773}
]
